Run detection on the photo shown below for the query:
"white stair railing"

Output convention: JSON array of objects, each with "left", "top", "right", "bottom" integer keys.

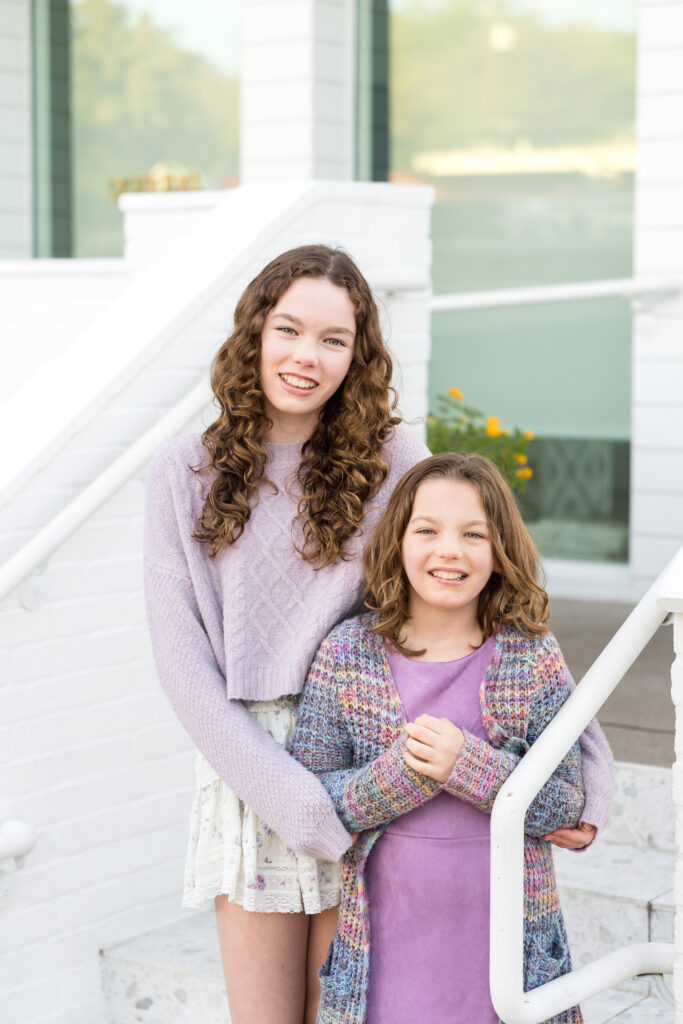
[
  {"left": 430, "top": 276, "right": 682, "bottom": 312},
  {"left": 489, "top": 547, "right": 683, "bottom": 1024},
  {"left": 0, "top": 820, "right": 38, "bottom": 869}
]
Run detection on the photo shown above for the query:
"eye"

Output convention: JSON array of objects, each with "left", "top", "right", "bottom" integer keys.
[
  {"left": 276, "top": 326, "right": 297, "bottom": 335},
  {"left": 465, "top": 531, "right": 486, "bottom": 540},
  {"left": 324, "top": 337, "right": 347, "bottom": 347},
  {"left": 416, "top": 528, "right": 435, "bottom": 535}
]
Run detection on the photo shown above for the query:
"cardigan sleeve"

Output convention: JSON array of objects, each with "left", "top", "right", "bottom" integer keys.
[
  {"left": 441, "top": 636, "right": 584, "bottom": 838},
  {"left": 143, "top": 448, "right": 352, "bottom": 863},
  {"left": 291, "top": 634, "right": 442, "bottom": 832},
  {"left": 566, "top": 668, "right": 613, "bottom": 834}
]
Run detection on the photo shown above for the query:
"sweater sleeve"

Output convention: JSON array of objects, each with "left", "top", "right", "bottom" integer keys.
[
  {"left": 291, "top": 634, "right": 442, "bottom": 832},
  {"left": 143, "top": 448, "right": 352, "bottom": 863},
  {"left": 566, "top": 668, "right": 614, "bottom": 834},
  {"left": 441, "top": 637, "right": 584, "bottom": 838}
]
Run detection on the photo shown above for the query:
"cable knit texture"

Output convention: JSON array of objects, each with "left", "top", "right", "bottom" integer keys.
[
  {"left": 291, "top": 614, "right": 588, "bottom": 1024},
  {"left": 143, "top": 426, "right": 430, "bottom": 862}
]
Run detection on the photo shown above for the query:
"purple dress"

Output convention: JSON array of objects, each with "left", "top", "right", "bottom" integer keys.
[{"left": 365, "top": 635, "right": 498, "bottom": 1024}]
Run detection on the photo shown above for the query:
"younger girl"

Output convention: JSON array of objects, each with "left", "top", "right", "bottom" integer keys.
[{"left": 292, "top": 452, "right": 591, "bottom": 1024}]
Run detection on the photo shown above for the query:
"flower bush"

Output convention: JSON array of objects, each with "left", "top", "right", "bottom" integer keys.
[{"left": 427, "top": 387, "right": 534, "bottom": 493}]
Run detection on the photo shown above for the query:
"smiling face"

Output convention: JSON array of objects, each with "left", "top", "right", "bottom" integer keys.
[
  {"left": 259, "top": 276, "right": 356, "bottom": 441},
  {"left": 401, "top": 477, "right": 495, "bottom": 629}
]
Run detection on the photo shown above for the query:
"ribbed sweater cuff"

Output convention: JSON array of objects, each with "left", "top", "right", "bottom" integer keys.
[
  {"left": 578, "top": 787, "right": 610, "bottom": 842},
  {"left": 302, "top": 812, "right": 352, "bottom": 863},
  {"left": 442, "top": 729, "right": 508, "bottom": 804}
]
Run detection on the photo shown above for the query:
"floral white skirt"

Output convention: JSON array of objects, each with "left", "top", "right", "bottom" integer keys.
[{"left": 182, "top": 694, "right": 342, "bottom": 913}]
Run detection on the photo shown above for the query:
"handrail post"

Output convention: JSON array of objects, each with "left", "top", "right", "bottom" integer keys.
[
  {"left": 658, "top": 548, "right": 683, "bottom": 1021},
  {"left": 672, "top": 612, "right": 683, "bottom": 1020}
]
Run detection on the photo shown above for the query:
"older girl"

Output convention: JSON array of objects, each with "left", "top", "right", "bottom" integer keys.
[{"left": 143, "top": 248, "right": 610, "bottom": 1024}]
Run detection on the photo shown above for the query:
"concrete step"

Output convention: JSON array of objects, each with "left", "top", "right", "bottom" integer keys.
[
  {"left": 101, "top": 911, "right": 229, "bottom": 1024},
  {"left": 583, "top": 986, "right": 673, "bottom": 1023},
  {"left": 555, "top": 839, "right": 674, "bottom": 994},
  {"left": 601, "top": 762, "right": 673, "bottom": 852}
]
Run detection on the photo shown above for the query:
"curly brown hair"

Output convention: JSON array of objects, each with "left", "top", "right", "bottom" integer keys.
[
  {"left": 191, "top": 244, "right": 401, "bottom": 567},
  {"left": 364, "top": 451, "right": 549, "bottom": 655}
]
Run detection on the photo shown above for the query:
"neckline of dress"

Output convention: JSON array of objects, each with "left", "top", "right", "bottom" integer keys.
[{"left": 387, "top": 632, "right": 496, "bottom": 666}]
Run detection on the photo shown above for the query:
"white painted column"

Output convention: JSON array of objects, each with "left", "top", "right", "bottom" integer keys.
[
  {"left": 674, "top": 613, "right": 683, "bottom": 1023},
  {"left": 658, "top": 548, "right": 683, "bottom": 1021},
  {"left": 240, "top": 0, "right": 355, "bottom": 181},
  {"left": 631, "top": 0, "right": 683, "bottom": 587},
  {"left": 0, "top": 0, "right": 32, "bottom": 257}
]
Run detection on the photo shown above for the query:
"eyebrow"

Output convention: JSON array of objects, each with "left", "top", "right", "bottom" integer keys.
[
  {"left": 271, "top": 312, "right": 355, "bottom": 337},
  {"left": 411, "top": 516, "right": 488, "bottom": 527}
]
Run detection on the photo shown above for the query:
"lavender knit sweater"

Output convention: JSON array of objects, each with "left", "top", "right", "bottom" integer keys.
[
  {"left": 143, "top": 426, "right": 430, "bottom": 862},
  {"left": 143, "top": 427, "right": 613, "bottom": 866}
]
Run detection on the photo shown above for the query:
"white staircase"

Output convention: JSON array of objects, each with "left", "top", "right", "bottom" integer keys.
[{"left": 100, "top": 762, "right": 674, "bottom": 1023}]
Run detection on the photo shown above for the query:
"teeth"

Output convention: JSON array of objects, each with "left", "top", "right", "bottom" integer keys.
[
  {"left": 280, "top": 374, "right": 317, "bottom": 390},
  {"left": 430, "top": 570, "right": 467, "bottom": 581}
]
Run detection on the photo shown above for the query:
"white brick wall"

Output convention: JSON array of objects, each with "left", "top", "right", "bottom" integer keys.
[
  {"left": 0, "top": 181, "right": 432, "bottom": 1023},
  {"left": 0, "top": 0, "right": 31, "bottom": 257},
  {"left": 631, "top": 0, "right": 683, "bottom": 587},
  {"left": 0, "top": 261, "right": 130, "bottom": 406},
  {"left": 240, "top": 0, "right": 354, "bottom": 181}
]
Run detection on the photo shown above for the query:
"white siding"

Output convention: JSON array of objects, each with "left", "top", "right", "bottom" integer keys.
[
  {"left": 0, "top": 261, "right": 129, "bottom": 405},
  {"left": 240, "top": 0, "right": 354, "bottom": 181},
  {"left": 0, "top": 0, "right": 31, "bottom": 257},
  {"left": 631, "top": 0, "right": 683, "bottom": 587}
]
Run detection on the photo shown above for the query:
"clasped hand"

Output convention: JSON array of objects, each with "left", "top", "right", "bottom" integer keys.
[
  {"left": 403, "top": 713, "right": 464, "bottom": 784},
  {"left": 403, "top": 713, "right": 596, "bottom": 851}
]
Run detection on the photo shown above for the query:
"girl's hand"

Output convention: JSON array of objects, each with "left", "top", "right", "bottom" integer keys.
[
  {"left": 403, "top": 714, "right": 464, "bottom": 784},
  {"left": 543, "top": 822, "right": 597, "bottom": 850}
]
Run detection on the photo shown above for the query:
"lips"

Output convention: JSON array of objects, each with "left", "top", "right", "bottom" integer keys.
[
  {"left": 429, "top": 569, "right": 468, "bottom": 581},
  {"left": 279, "top": 373, "right": 319, "bottom": 391}
]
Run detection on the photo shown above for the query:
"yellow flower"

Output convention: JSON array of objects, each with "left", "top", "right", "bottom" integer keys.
[
  {"left": 524, "top": 429, "right": 534, "bottom": 441},
  {"left": 448, "top": 387, "right": 464, "bottom": 401},
  {"left": 516, "top": 467, "right": 533, "bottom": 480},
  {"left": 513, "top": 453, "right": 527, "bottom": 465},
  {"left": 485, "top": 416, "right": 500, "bottom": 437},
  {"left": 427, "top": 415, "right": 436, "bottom": 425}
]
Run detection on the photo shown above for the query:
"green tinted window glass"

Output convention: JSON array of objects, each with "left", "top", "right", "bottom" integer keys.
[
  {"left": 70, "top": 0, "right": 240, "bottom": 256},
  {"left": 389, "top": 0, "right": 636, "bottom": 562}
]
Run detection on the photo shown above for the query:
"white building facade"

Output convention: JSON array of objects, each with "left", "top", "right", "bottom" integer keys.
[{"left": 1, "top": 1, "right": 683, "bottom": 1021}]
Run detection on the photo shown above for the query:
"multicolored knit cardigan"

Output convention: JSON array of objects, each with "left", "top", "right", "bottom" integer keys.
[{"left": 291, "top": 613, "right": 585, "bottom": 1024}]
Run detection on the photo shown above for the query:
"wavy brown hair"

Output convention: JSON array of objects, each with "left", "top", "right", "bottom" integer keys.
[
  {"left": 364, "top": 452, "right": 549, "bottom": 655},
  {"left": 190, "top": 244, "right": 401, "bottom": 567}
]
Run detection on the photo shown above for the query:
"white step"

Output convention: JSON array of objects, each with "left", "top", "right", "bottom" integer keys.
[
  {"left": 583, "top": 986, "right": 673, "bottom": 1023},
  {"left": 101, "top": 911, "right": 229, "bottom": 1024},
  {"left": 601, "top": 762, "right": 673, "bottom": 852},
  {"left": 555, "top": 839, "right": 674, "bottom": 994}
]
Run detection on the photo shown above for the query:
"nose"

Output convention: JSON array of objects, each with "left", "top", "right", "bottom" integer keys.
[
  {"left": 292, "top": 334, "right": 319, "bottom": 366},
  {"left": 435, "top": 534, "right": 463, "bottom": 560}
]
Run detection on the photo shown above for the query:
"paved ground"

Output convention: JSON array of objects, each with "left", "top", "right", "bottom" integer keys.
[{"left": 549, "top": 599, "right": 675, "bottom": 768}]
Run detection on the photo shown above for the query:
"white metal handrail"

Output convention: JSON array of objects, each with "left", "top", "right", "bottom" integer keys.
[
  {"left": 489, "top": 547, "right": 683, "bottom": 1024},
  {"left": 431, "top": 276, "right": 682, "bottom": 312},
  {"left": 0, "top": 380, "right": 213, "bottom": 604},
  {"left": 0, "top": 820, "right": 38, "bottom": 867}
]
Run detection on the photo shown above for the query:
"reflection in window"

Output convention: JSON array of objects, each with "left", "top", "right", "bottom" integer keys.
[
  {"left": 389, "top": 0, "right": 636, "bottom": 561},
  {"left": 69, "top": 0, "right": 240, "bottom": 256}
]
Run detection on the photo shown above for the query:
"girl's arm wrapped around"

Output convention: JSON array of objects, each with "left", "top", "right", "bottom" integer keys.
[
  {"left": 292, "top": 634, "right": 441, "bottom": 832},
  {"left": 441, "top": 634, "right": 584, "bottom": 838},
  {"left": 144, "top": 449, "right": 352, "bottom": 863}
]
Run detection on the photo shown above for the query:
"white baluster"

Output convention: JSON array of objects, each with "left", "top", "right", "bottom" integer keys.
[
  {"left": 658, "top": 548, "right": 683, "bottom": 1022},
  {"left": 673, "top": 613, "right": 683, "bottom": 1022}
]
